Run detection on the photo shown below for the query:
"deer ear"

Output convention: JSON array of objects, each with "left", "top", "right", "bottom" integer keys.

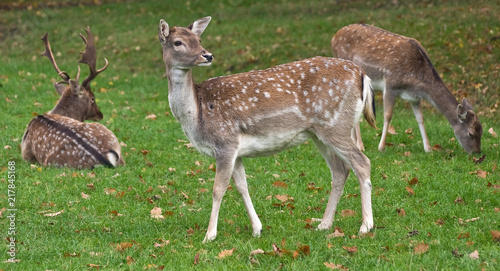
[
  {"left": 69, "top": 79, "right": 84, "bottom": 96},
  {"left": 462, "top": 98, "right": 474, "bottom": 111},
  {"left": 53, "top": 82, "right": 66, "bottom": 95},
  {"left": 188, "top": 16, "right": 211, "bottom": 36},
  {"left": 158, "top": 19, "right": 170, "bottom": 44},
  {"left": 456, "top": 104, "right": 468, "bottom": 122}
]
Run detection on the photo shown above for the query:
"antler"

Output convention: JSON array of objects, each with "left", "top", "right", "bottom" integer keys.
[
  {"left": 41, "top": 33, "right": 73, "bottom": 84},
  {"left": 78, "top": 26, "right": 108, "bottom": 88}
]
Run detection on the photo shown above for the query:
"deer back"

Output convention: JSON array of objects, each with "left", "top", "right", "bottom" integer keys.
[{"left": 22, "top": 114, "right": 123, "bottom": 168}]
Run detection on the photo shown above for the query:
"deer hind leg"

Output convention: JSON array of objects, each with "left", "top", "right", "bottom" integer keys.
[
  {"left": 203, "top": 152, "right": 237, "bottom": 243},
  {"left": 313, "top": 138, "right": 350, "bottom": 231},
  {"left": 232, "top": 157, "right": 262, "bottom": 237},
  {"left": 379, "top": 87, "right": 397, "bottom": 151},
  {"left": 315, "top": 132, "right": 374, "bottom": 233},
  {"left": 352, "top": 122, "right": 365, "bottom": 151},
  {"left": 410, "top": 101, "right": 431, "bottom": 152}
]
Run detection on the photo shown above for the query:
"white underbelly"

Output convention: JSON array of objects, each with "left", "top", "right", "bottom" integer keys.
[{"left": 237, "top": 131, "right": 311, "bottom": 157}]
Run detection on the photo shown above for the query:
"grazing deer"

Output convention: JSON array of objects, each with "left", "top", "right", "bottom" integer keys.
[
  {"left": 21, "top": 27, "right": 124, "bottom": 169},
  {"left": 331, "top": 24, "right": 483, "bottom": 154},
  {"left": 158, "top": 16, "right": 377, "bottom": 242}
]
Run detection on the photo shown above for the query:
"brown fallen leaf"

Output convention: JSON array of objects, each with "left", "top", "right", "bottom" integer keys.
[
  {"left": 194, "top": 252, "right": 200, "bottom": 265},
  {"left": 488, "top": 127, "right": 498, "bottom": 138},
  {"left": 297, "top": 245, "right": 310, "bottom": 256},
  {"left": 150, "top": 207, "right": 165, "bottom": 220},
  {"left": 405, "top": 187, "right": 415, "bottom": 195},
  {"left": 471, "top": 154, "right": 486, "bottom": 164},
  {"left": 490, "top": 230, "right": 500, "bottom": 242},
  {"left": 43, "top": 210, "right": 64, "bottom": 217},
  {"left": 272, "top": 243, "right": 282, "bottom": 256},
  {"left": 115, "top": 242, "right": 133, "bottom": 252},
  {"left": 469, "top": 170, "right": 488, "bottom": 178},
  {"left": 432, "top": 144, "right": 442, "bottom": 151},
  {"left": 81, "top": 192, "right": 90, "bottom": 199},
  {"left": 469, "top": 250, "right": 479, "bottom": 259},
  {"left": 343, "top": 246, "right": 357, "bottom": 254},
  {"left": 326, "top": 228, "right": 345, "bottom": 239},
  {"left": 408, "top": 177, "right": 419, "bottom": 186},
  {"left": 126, "top": 255, "right": 135, "bottom": 265},
  {"left": 275, "top": 194, "right": 292, "bottom": 202},
  {"left": 413, "top": 242, "right": 429, "bottom": 255},
  {"left": 388, "top": 125, "right": 397, "bottom": 135},
  {"left": 145, "top": 114, "right": 157, "bottom": 120},
  {"left": 405, "top": 128, "right": 413, "bottom": 134},
  {"left": 109, "top": 210, "right": 123, "bottom": 217},
  {"left": 324, "top": 262, "right": 348, "bottom": 270},
  {"left": 217, "top": 248, "right": 235, "bottom": 259},
  {"left": 273, "top": 181, "right": 288, "bottom": 188},
  {"left": 250, "top": 249, "right": 265, "bottom": 256},
  {"left": 397, "top": 208, "right": 406, "bottom": 216}
]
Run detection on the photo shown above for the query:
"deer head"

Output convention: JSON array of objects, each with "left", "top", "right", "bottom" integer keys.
[
  {"left": 158, "top": 16, "right": 213, "bottom": 70},
  {"left": 41, "top": 27, "right": 108, "bottom": 122}
]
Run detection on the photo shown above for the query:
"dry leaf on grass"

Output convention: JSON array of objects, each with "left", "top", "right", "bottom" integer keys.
[
  {"left": 126, "top": 255, "right": 135, "bottom": 265},
  {"left": 414, "top": 242, "right": 429, "bottom": 255},
  {"left": 469, "top": 170, "right": 488, "bottom": 178},
  {"left": 150, "top": 207, "right": 164, "bottom": 220},
  {"left": 397, "top": 208, "right": 406, "bottom": 216},
  {"left": 81, "top": 192, "right": 90, "bottom": 199},
  {"left": 388, "top": 125, "right": 397, "bottom": 135},
  {"left": 490, "top": 230, "right": 500, "bottom": 242},
  {"left": 42, "top": 210, "right": 64, "bottom": 217},
  {"left": 405, "top": 187, "right": 415, "bottom": 195},
  {"left": 145, "top": 114, "right": 157, "bottom": 120},
  {"left": 489, "top": 127, "right": 497, "bottom": 137},
  {"left": 115, "top": 242, "right": 133, "bottom": 252},
  {"left": 217, "top": 248, "right": 235, "bottom": 259},
  {"left": 324, "top": 262, "right": 348, "bottom": 270},
  {"left": 250, "top": 249, "right": 265, "bottom": 256},
  {"left": 273, "top": 181, "right": 288, "bottom": 188},
  {"left": 194, "top": 252, "right": 200, "bottom": 265},
  {"left": 469, "top": 250, "right": 479, "bottom": 259},
  {"left": 343, "top": 246, "right": 357, "bottom": 254},
  {"left": 326, "top": 228, "right": 345, "bottom": 239},
  {"left": 275, "top": 194, "right": 292, "bottom": 202}
]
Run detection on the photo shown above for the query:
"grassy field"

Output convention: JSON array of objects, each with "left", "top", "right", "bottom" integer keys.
[{"left": 1, "top": 0, "right": 499, "bottom": 270}]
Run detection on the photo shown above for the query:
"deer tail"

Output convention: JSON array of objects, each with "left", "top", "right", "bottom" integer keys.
[{"left": 362, "top": 74, "right": 377, "bottom": 129}]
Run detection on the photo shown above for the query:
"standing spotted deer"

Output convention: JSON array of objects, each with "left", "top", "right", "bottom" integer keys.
[
  {"left": 21, "top": 27, "right": 124, "bottom": 169},
  {"left": 331, "top": 24, "right": 483, "bottom": 154},
  {"left": 158, "top": 16, "right": 377, "bottom": 242}
]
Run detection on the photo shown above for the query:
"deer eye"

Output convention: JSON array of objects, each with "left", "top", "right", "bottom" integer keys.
[
  {"left": 468, "top": 132, "right": 474, "bottom": 138},
  {"left": 174, "top": 41, "right": 183, "bottom": 46}
]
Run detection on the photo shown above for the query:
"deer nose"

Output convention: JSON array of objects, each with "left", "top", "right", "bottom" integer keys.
[{"left": 203, "top": 54, "right": 213, "bottom": 62}]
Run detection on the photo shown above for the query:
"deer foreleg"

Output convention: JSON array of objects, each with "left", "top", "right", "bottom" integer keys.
[
  {"left": 203, "top": 154, "right": 236, "bottom": 243},
  {"left": 232, "top": 157, "right": 262, "bottom": 237}
]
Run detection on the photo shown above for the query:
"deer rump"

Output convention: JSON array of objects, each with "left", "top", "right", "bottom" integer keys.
[{"left": 22, "top": 114, "right": 122, "bottom": 169}]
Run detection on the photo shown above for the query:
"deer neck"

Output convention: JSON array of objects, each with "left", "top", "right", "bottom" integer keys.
[
  {"left": 49, "top": 99, "right": 84, "bottom": 122},
  {"left": 166, "top": 67, "right": 200, "bottom": 128},
  {"left": 425, "top": 82, "right": 460, "bottom": 127}
]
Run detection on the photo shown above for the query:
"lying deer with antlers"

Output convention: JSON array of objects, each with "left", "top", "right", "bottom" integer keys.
[
  {"left": 331, "top": 24, "right": 483, "bottom": 154},
  {"left": 158, "top": 16, "right": 376, "bottom": 242},
  {"left": 21, "top": 27, "right": 124, "bottom": 169}
]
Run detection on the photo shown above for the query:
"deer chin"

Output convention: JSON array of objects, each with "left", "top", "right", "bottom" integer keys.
[{"left": 197, "top": 61, "right": 212, "bottom": 66}]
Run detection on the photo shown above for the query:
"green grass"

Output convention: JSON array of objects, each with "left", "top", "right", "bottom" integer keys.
[{"left": 1, "top": 0, "right": 499, "bottom": 270}]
